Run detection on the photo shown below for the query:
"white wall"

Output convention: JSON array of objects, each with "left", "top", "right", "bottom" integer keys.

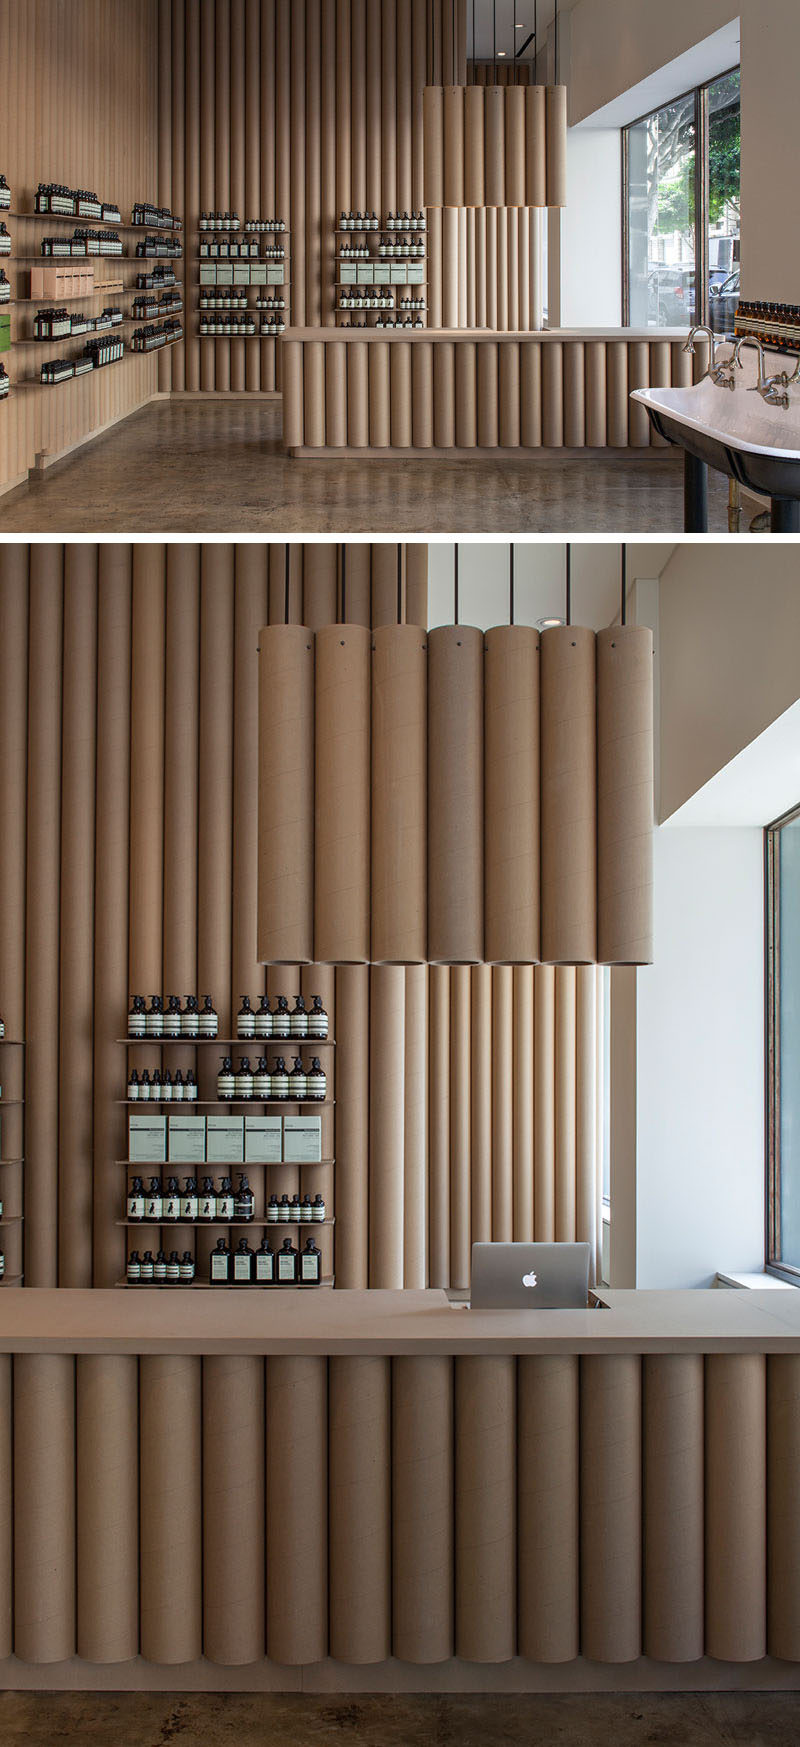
[
  {"left": 555, "top": 130, "right": 623, "bottom": 327},
  {"left": 635, "top": 826, "right": 765, "bottom": 1286}
]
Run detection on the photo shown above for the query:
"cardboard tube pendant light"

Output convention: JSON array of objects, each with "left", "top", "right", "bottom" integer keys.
[
  {"left": 314, "top": 624, "right": 371, "bottom": 964},
  {"left": 484, "top": 620, "right": 540, "bottom": 964},
  {"left": 257, "top": 624, "right": 315, "bottom": 965},
  {"left": 371, "top": 623, "right": 428, "bottom": 964},
  {"left": 540, "top": 624, "right": 597, "bottom": 965},
  {"left": 596, "top": 623, "right": 654, "bottom": 965},
  {"left": 427, "top": 623, "right": 485, "bottom": 964}
]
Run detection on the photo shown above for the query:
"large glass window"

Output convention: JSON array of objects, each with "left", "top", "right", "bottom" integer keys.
[
  {"left": 767, "top": 805, "right": 800, "bottom": 1279},
  {"left": 624, "top": 67, "right": 740, "bottom": 333}
]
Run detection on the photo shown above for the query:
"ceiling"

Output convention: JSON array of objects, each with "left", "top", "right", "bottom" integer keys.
[{"left": 467, "top": 0, "right": 572, "bottom": 64}]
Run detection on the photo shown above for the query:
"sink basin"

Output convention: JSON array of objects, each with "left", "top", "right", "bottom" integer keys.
[{"left": 631, "top": 350, "right": 800, "bottom": 530}]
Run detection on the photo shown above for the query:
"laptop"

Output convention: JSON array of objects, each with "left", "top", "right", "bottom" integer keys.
[{"left": 470, "top": 1242, "right": 590, "bottom": 1310}]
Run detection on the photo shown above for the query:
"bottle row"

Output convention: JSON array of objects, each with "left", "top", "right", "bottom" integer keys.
[
  {"left": 339, "top": 239, "right": 425, "bottom": 260},
  {"left": 127, "top": 1069, "right": 198, "bottom": 1100},
  {"left": 132, "top": 203, "right": 182, "bottom": 231},
  {"left": 235, "top": 995, "right": 329, "bottom": 1038},
  {"left": 41, "top": 230, "right": 124, "bottom": 257},
  {"left": 34, "top": 307, "right": 124, "bottom": 340},
  {"left": 198, "top": 317, "right": 285, "bottom": 337},
  {"left": 131, "top": 320, "right": 184, "bottom": 352},
  {"left": 198, "top": 210, "right": 289, "bottom": 232},
  {"left": 128, "top": 995, "right": 219, "bottom": 1036},
  {"left": 127, "top": 1056, "right": 328, "bottom": 1101},
  {"left": 339, "top": 210, "right": 427, "bottom": 231},
  {"left": 136, "top": 268, "right": 177, "bottom": 291},
  {"left": 38, "top": 337, "right": 125, "bottom": 384},
  {"left": 136, "top": 236, "right": 183, "bottom": 259},
  {"left": 199, "top": 294, "right": 286, "bottom": 312},
  {"left": 127, "top": 1176, "right": 327, "bottom": 1224},
  {"left": 127, "top": 993, "right": 329, "bottom": 1039},
  {"left": 338, "top": 290, "right": 426, "bottom": 310},
  {"left": 133, "top": 294, "right": 183, "bottom": 320},
  {"left": 35, "top": 183, "right": 121, "bottom": 223},
  {"left": 336, "top": 319, "right": 425, "bottom": 331},
  {"left": 127, "top": 1234, "right": 323, "bottom": 1285}
]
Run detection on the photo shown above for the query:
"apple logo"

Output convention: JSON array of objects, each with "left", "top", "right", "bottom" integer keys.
[{"left": 522, "top": 1271, "right": 538, "bottom": 1289}]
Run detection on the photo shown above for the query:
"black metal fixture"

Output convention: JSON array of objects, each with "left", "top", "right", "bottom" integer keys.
[
  {"left": 397, "top": 543, "right": 404, "bottom": 625},
  {"left": 509, "top": 543, "right": 515, "bottom": 625},
  {"left": 341, "top": 543, "right": 346, "bottom": 622},
  {"left": 565, "top": 542, "right": 572, "bottom": 625},
  {"left": 284, "top": 544, "right": 291, "bottom": 624},
  {"left": 454, "top": 543, "right": 460, "bottom": 625},
  {"left": 620, "top": 546, "right": 627, "bottom": 626}
]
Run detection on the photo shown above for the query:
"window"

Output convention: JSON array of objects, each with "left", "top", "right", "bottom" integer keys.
[
  {"left": 767, "top": 804, "right": 800, "bottom": 1280},
  {"left": 623, "top": 67, "right": 740, "bottom": 334}
]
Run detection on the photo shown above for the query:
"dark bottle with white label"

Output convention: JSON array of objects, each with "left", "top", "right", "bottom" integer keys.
[
  {"left": 162, "top": 1070, "right": 173, "bottom": 1102},
  {"left": 267, "top": 1195, "right": 280, "bottom": 1224},
  {"left": 185, "top": 1070, "right": 198, "bottom": 1102},
  {"left": 163, "top": 1177, "right": 180, "bottom": 1221},
  {"left": 255, "top": 1236, "right": 274, "bottom": 1282},
  {"left": 173, "top": 1069, "right": 185, "bottom": 1101},
  {"left": 300, "top": 1236, "right": 322, "bottom": 1284},
  {"left": 235, "top": 1174, "right": 255, "bottom": 1222},
  {"left": 290, "top": 995, "right": 308, "bottom": 1037},
  {"left": 308, "top": 995, "right": 328, "bottom": 1038},
  {"left": 181, "top": 995, "right": 199, "bottom": 1036},
  {"left": 210, "top": 1237, "right": 230, "bottom": 1282},
  {"left": 154, "top": 1248, "right": 167, "bottom": 1282},
  {"left": 277, "top": 1236, "right": 298, "bottom": 1283},
  {"left": 288, "top": 1057, "right": 307, "bottom": 1100},
  {"left": 312, "top": 1194, "right": 326, "bottom": 1223},
  {"left": 273, "top": 995, "right": 291, "bottom": 1037},
  {"left": 217, "top": 1056, "right": 235, "bottom": 1100},
  {"left": 200, "top": 1177, "right": 217, "bottom": 1221},
  {"left": 306, "top": 1058, "right": 326, "bottom": 1100},
  {"left": 179, "top": 1250, "right": 195, "bottom": 1282},
  {"left": 301, "top": 1194, "right": 313, "bottom": 1223},
  {"left": 199, "top": 994, "right": 219, "bottom": 1037},
  {"left": 140, "top": 1250, "right": 155, "bottom": 1281},
  {"left": 128, "top": 994, "right": 147, "bottom": 1037},
  {"left": 237, "top": 995, "right": 255, "bottom": 1038},
  {"left": 146, "top": 995, "right": 164, "bottom": 1036},
  {"left": 146, "top": 1178, "right": 163, "bottom": 1222},
  {"left": 255, "top": 994, "right": 273, "bottom": 1038},
  {"left": 216, "top": 1177, "right": 235, "bottom": 1220},
  {"left": 127, "top": 1177, "right": 146, "bottom": 1220},
  {"left": 127, "top": 1250, "right": 141, "bottom": 1283},
  {"left": 139, "top": 1069, "right": 151, "bottom": 1101},
  {"left": 271, "top": 1056, "right": 288, "bottom": 1099},
  {"left": 254, "top": 1056, "right": 270, "bottom": 1098},
  {"left": 164, "top": 995, "right": 182, "bottom": 1037},
  {"left": 128, "top": 1068, "right": 140, "bottom": 1100},
  {"left": 233, "top": 1237, "right": 254, "bottom": 1283},
  {"left": 278, "top": 1193, "right": 291, "bottom": 1223},
  {"left": 235, "top": 1056, "right": 253, "bottom": 1099},
  {"left": 166, "top": 1250, "right": 181, "bottom": 1282},
  {"left": 181, "top": 1177, "right": 198, "bottom": 1221}
]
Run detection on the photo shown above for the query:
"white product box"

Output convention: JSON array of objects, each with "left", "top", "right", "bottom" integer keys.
[
  {"left": 339, "top": 264, "right": 357, "bottom": 284},
  {"left": 199, "top": 264, "right": 216, "bottom": 284},
  {"left": 233, "top": 263, "right": 250, "bottom": 284},
  {"left": 129, "top": 1113, "right": 167, "bottom": 1163},
  {"left": 251, "top": 263, "right": 267, "bottom": 285},
  {"left": 407, "top": 263, "right": 425, "bottom": 285},
  {"left": 357, "top": 263, "right": 374, "bottom": 284},
  {"left": 373, "top": 263, "right": 391, "bottom": 283},
  {"left": 216, "top": 263, "right": 233, "bottom": 284},
  {"left": 390, "top": 263, "right": 407, "bottom": 283},
  {"left": 283, "top": 1115, "right": 322, "bottom": 1164},
  {"left": 168, "top": 1114, "right": 207, "bottom": 1164},
  {"left": 245, "top": 1115, "right": 283, "bottom": 1164},
  {"left": 206, "top": 1115, "right": 244, "bottom": 1164},
  {"left": 266, "top": 265, "right": 286, "bottom": 285}
]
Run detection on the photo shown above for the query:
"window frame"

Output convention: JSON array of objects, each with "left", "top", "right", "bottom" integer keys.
[
  {"left": 766, "top": 800, "right": 800, "bottom": 1285},
  {"left": 621, "top": 64, "right": 740, "bottom": 331}
]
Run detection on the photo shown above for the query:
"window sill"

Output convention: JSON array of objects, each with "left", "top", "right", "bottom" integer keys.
[{"left": 716, "top": 1269, "right": 797, "bottom": 1290}]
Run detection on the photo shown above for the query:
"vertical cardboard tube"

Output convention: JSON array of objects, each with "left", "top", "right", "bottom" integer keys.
[
  {"left": 335, "top": 964, "right": 370, "bottom": 1287},
  {"left": 428, "top": 206, "right": 444, "bottom": 329},
  {"left": 580, "top": 1355, "right": 642, "bottom": 1663},
  {"left": 0, "top": 1357, "right": 10, "bottom": 1657},
  {"left": 433, "top": 341, "right": 456, "bottom": 448},
  {"left": 59, "top": 548, "right": 97, "bottom": 1288},
  {"left": 266, "top": 1356, "right": 328, "bottom": 1664},
  {"left": 540, "top": 626, "right": 597, "bottom": 965},
  {"left": 423, "top": 85, "right": 445, "bottom": 207},
  {"left": 542, "top": 342, "right": 564, "bottom": 446},
  {"left": 477, "top": 341, "right": 500, "bottom": 448},
  {"left": 464, "top": 84, "right": 485, "bottom": 207},
  {"left": 343, "top": 544, "right": 372, "bottom": 626},
  {"left": 442, "top": 206, "right": 461, "bottom": 330},
  {"left": 484, "top": 624, "right": 540, "bottom": 964},
  {"left": 370, "top": 544, "right": 399, "bottom": 628},
  {"left": 257, "top": 624, "right": 314, "bottom": 964},
  {"left": 513, "top": 967, "right": 535, "bottom": 1241},
  {"left": 26, "top": 548, "right": 63, "bottom": 1285},
  {"left": 326, "top": 343, "right": 348, "bottom": 448},
  {"left": 77, "top": 1355, "right": 139, "bottom": 1664},
  {"left": 505, "top": 86, "right": 526, "bottom": 206},
  {"left": 499, "top": 342, "right": 521, "bottom": 446},
  {"left": 14, "top": 1355, "right": 76, "bottom": 1663},
  {"left": 371, "top": 623, "right": 428, "bottom": 964},
  {"left": 520, "top": 341, "right": 543, "bottom": 447},
  {"left": 705, "top": 1354, "right": 767, "bottom": 1661},
  {"left": 428, "top": 625, "right": 484, "bottom": 963},
  {"left": 555, "top": 967, "right": 577, "bottom": 1241},
  {"left": 329, "top": 1357, "right": 392, "bottom": 1663},
  {"left": 576, "top": 966, "right": 598, "bottom": 1273},
  {"left": 347, "top": 341, "right": 370, "bottom": 446},
  {"left": 525, "top": 84, "right": 547, "bottom": 207},
  {"left": 282, "top": 342, "right": 304, "bottom": 448},
  {"left": 456, "top": 1356, "right": 516, "bottom": 1662},
  {"left": 649, "top": 339, "right": 671, "bottom": 446},
  {"left": 203, "top": 1356, "right": 266, "bottom": 1665},
  {"left": 369, "top": 965, "right": 406, "bottom": 1287},
  {"left": 304, "top": 342, "right": 326, "bottom": 449},
  {"left": 369, "top": 343, "right": 391, "bottom": 448},
  {"left": 140, "top": 1356, "right": 202, "bottom": 1665},
  {"left": 0, "top": 551, "right": 28, "bottom": 1289},
  {"left": 484, "top": 86, "right": 506, "bottom": 206},
  {"left": 412, "top": 342, "right": 435, "bottom": 448},
  {"left": 492, "top": 966, "right": 514, "bottom": 1240},
  {"left": 470, "top": 965, "right": 493, "bottom": 1246},
  {"left": 406, "top": 543, "right": 429, "bottom": 626},
  {"left": 302, "top": 963, "right": 336, "bottom": 1281},
  {"left": 455, "top": 340, "right": 478, "bottom": 446},
  {"left": 429, "top": 966, "right": 451, "bottom": 1286},
  {"left": 671, "top": 338, "right": 693, "bottom": 388},
  {"left": 534, "top": 966, "right": 556, "bottom": 1240},
  {"left": 518, "top": 1356, "right": 579, "bottom": 1661},
  {"left": 545, "top": 85, "right": 568, "bottom": 207},
  {"left": 768, "top": 1355, "right": 800, "bottom": 1661},
  {"left": 314, "top": 624, "right": 371, "bottom": 963},
  {"left": 607, "top": 343, "right": 629, "bottom": 448},
  {"left": 596, "top": 624, "right": 654, "bottom": 966},
  {"left": 628, "top": 341, "right": 651, "bottom": 447},
  {"left": 390, "top": 342, "right": 413, "bottom": 448},
  {"left": 563, "top": 342, "right": 586, "bottom": 448},
  {"left": 585, "top": 341, "right": 608, "bottom": 448},
  {"left": 450, "top": 966, "right": 472, "bottom": 1288},
  {"left": 643, "top": 1355, "right": 705, "bottom": 1663},
  {"left": 443, "top": 86, "right": 465, "bottom": 207},
  {"left": 393, "top": 1356, "right": 454, "bottom": 1662},
  {"left": 404, "top": 964, "right": 429, "bottom": 1288}
]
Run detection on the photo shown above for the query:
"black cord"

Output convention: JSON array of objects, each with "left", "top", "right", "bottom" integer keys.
[
  {"left": 621, "top": 547, "right": 627, "bottom": 626},
  {"left": 565, "top": 543, "right": 572, "bottom": 625},
  {"left": 454, "top": 544, "right": 459, "bottom": 625},
  {"left": 509, "top": 544, "right": 515, "bottom": 624},
  {"left": 284, "top": 545, "right": 290, "bottom": 624},
  {"left": 397, "top": 544, "right": 403, "bottom": 625},
  {"left": 493, "top": 0, "right": 496, "bottom": 80},
  {"left": 534, "top": 0, "right": 537, "bottom": 76},
  {"left": 341, "top": 544, "right": 347, "bottom": 623},
  {"left": 555, "top": 0, "right": 559, "bottom": 81}
]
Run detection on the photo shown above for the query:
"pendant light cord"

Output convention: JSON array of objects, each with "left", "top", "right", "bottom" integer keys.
[
  {"left": 509, "top": 544, "right": 515, "bottom": 625},
  {"left": 397, "top": 543, "right": 403, "bottom": 625},
  {"left": 341, "top": 544, "right": 347, "bottom": 623},
  {"left": 565, "top": 543, "right": 572, "bottom": 626},
  {"left": 621, "top": 547, "right": 627, "bottom": 626},
  {"left": 284, "top": 545, "right": 290, "bottom": 625},
  {"left": 534, "top": 0, "right": 537, "bottom": 77},
  {"left": 454, "top": 544, "right": 459, "bottom": 626},
  {"left": 555, "top": 0, "right": 559, "bottom": 81}
]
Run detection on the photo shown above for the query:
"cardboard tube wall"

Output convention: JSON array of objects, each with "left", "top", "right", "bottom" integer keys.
[
  {"left": 314, "top": 624, "right": 371, "bottom": 963},
  {"left": 329, "top": 1357, "right": 392, "bottom": 1662},
  {"left": 513, "top": 967, "right": 535, "bottom": 1241},
  {"left": 14, "top": 1355, "right": 75, "bottom": 1663},
  {"left": 484, "top": 625, "right": 540, "bottom": 963},
  {"left": 428, "top": 625, "right": 484, "bottom": 963},
  {"left": 392, "top": 1356, "right": 454, "bottom": 1662},
  {"left": 257, "top": 624, "right": 315, "bottom": 964},
  {"left": 265, "top": 1356, "right": 328, "bottom": 1664},
  {"left": 596, "top": 624, "right": 655, "bottom": 965},
  {"left": 369, "top": 966, "right": 406, "bottom": 1287},
  {"left": 643, "top": 1355, "right": 704, "bottom": 1663},
  {"left": 139, "top": 1355, "right": 203, "bottom": 1665},
  {"left": 428, "top": 965, "right": 451, "bottom": 1286},
  {"left": 470, "top": 964, "right": 493, "bottom": 1246},
  {"left": 59, "top": 549, "right": 97, "bottom": 1288},
  {"left": 404, "top": 964, "right": 429, "bottom": 1287},
  {"left": 335, "top": 965, "right": 370, "bottom": 1288},
  {"left": 705, "top": 1354, "right": 766, "bottom": 1661},
  {"left": 455, "top": 1356, "right": 516, "bottom": 1662},
  {"left": 580, "top": 1354, "right": 642, "bottom": 1663},
  {"left": 545, "top": 86, "right": 567, "bottom": 207},
  {"left": 768, "top": 1355, "right": 800, "bottom": 1661},
  {"left": 76, "top": 1356, "right": 139, "bottom": 1663},
  {"left": 540, "top": 626, "right": 597, "bottom": 965},
  {"left": 371, "top": 624, "right": 428, "bottom": 964},
  {"left": 518, "top": 1355, "right": 579, "bottom": 1661},
  {"left": 203, "top": 1356, "right": 266, "bottom": 1665}
]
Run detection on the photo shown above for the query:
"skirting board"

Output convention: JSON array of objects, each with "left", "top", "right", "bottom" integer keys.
[
  {"left": 0, "top": 1658, "right": 798, "bottom": 1694},
  {"left": 164, "top": 390, "right": 283, "bottom": 400},
  {"left": 286, "top": 446, "right": 682, "bottom": 462}
]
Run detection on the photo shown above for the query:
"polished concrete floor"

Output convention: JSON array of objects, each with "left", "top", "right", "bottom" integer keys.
[
  {"left": 0, "top": 1693, "right": 798, "bottom": 1746},
  {"left": 1, "top": 396, "right": 737, "bottom": 534}
]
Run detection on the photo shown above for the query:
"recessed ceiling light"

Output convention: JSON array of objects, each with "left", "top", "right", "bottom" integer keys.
[
  {"left": 497, "top": 49, "right": 506, "bottom": 55},
  {"left": 535, "top": 616, "right": 565, "bottom": 631}
]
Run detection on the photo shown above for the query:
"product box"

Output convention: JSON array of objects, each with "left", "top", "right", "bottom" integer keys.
[
  {"left": 339, "top": 264, "right": 357, "bottom": 284},
  {"left": 199, "top": 263, "right": 217, "bottom": 285},
  {"left": 245, "top": 1114, "right": 283, "bottom": 1164},
  {"left": 206, "top": 1114, "right": 244, "bottom": 1164},
  {"left": 357, "top": 263, "right": 374, "bottom": 284},
  {"left": 373, "top": 263, "right": 391, "bottom": 284},
  {"left": 30, "top": 264, "right": 96, "bottom": 300},
  {"left": 407, "top": 263, "right": 425, "bottom": 285},
  {"left": 283, "top": 1115, "right": 322, "bottom": 1164},
  {"left": 168, "top": 1113, "right": 207, "bottom": 1164},
  {"left": 250, "top": 262, "right": 267, "bottom": 285},
  {"left": 129, "top": 1113, "right": 167, "bottom": 1163},
  {"left": 216, "top": 263, "right": 234, "bottom": 284},
  {"left": 390, "top": 263, "right": 408, "bottom": 284},
  {"left": 233, "top": 263, "right": 251, "bottom": 284},
  {"left": 266, "top": 265, "right": 286, "bottom": 286}
]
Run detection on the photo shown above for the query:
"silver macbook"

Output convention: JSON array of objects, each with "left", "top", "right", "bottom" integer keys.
[{"left": 470, "top": 1242, "right": 590, "bottom": 1310}]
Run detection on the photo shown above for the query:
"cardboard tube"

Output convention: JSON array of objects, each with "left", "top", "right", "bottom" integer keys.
[
  {"left": 607, "top": 343, "right": 629, "bottom": 448},
  {"left": 540, "top": 626, "right": 597, "bottom": 965},
  {"left": 542, "top": 342, "right": 564, "bottom": 446},
  {"left": 371, "top": 623, "right": 428, "bottom": 963},
  {"left": 671, "top": 338, "right": 693, "bottom": 388},
  {"left": 428, "top": 625, "right": 484, "bottom": 963},
  {"left": 581, "top": 1354, "right": 642, "bottom": 1663},
  {"left": 370, "top": 545, "right": 399, "bottom": 628},
  {"left": 499, "top": 342, "right": 521, "bottom": 446},
  {"left": 470, "top": 964, "right": 493, "bottom": 1246},
  {"left": 443, "top": 85, "right": 465, "bottom": 207},
  {"left": 484, "top": 86, "right": 505, "bottom": 206},
  {"left": 343, "top": 544, "right": 372, "bottom": 625},
  {"left": 0, "top": 1357, "right": 10, "bottom": 1656},
  {"left": 628, "top": 341, "right": 651, "bottom": 447},
  {"left": 768, "top": 1355, "right": 800, "bottom": 1661},
  {"left": 266, "top": 1356, "right": 328, "bottom": 1664},
  {"left": 199, "top": 551, "right": 235, "bottom": 1053},
  {"left": 705, "top": 1354, "right": 767, "bottom": 1661},
  {"left": 455, "top": 1356, "right": 516, "bottom": 1662},
  {"left": 429, "top": 966, "right": 451, "bottom": 1286},
  {"left": 464, "top": 84, "right": 485, "bottom": 206},
  {"left": 335, "top": 965, "right": 369, "bottom": 1287},
  {"left": 406, "top": 544, "right": 429, "bottom": 627},
  {"left": 450, "top": 966, "right": 472, "bottom": 1288},
  {"left": 455, "top": 339, "right": 478, "bottom": 447},
  {"left": 585, "top": 341, "right": 608, "bottom": 448},
  {"left": 347, "top": 341, "right": 369, "bottom": 447},
  {"left": 513, "top": 967, "right": 535, "bottom": 1241},
  {"left": 545, "top": 85, "right": 567, "bottom": 207},
  {"left": 505, "top": 86, "right": 526, "bottom": 206},
  {"left": 0, "top": 552, "right": 28, "bottom": 1288},
  {"left": 369, "top": 965, "right": 406, "bottom": 1287},
  {"left": 412, "top": 342, "right": 435, "bottom": 448},
  {"left": 393, "top": 1356, "right": 454, "bottom": 1662},
  {"left": 643, "top": 1355, "right": 704, "bottom": 1663},
  {"left": 326, "top": 343, "right": 348, "bottom": 448},
  {"left": 442, "top": 206, "right": 460, "bottom": 330},
  {"left": 484, "top": 624, "right": 540, "bottom": 965},
  {"left": 428, "top": 205, "right": 444, "bottom": 329},
  {"left": 14, "top": 1355, "right": 76, "bottom": 1663},
  {"left": 433, "top": 341, "right": 456, "bottom": 448},
  {"left": 391, "top": 342, "right": 413, "bottom": 449},
  {"left": 314, "top": 624, "right": 371, "bottom": 963},
  {"left": 576, "top": 966, "right": 597, "bottom": 1275},
  {"left": 521, "top": 341, "right": 543, "bottom": 446},
  {"left": 534, "top": 965, "right": 555, "bottom": 1240},
  {"left": 596, "top": 624, "right": 654, "bottom": 966},
  {"left": 518, "top": 1356, "right": 579, "bottom": 1661},
  {"left": 140, "top": 1355, "right": 202, "bottom": 1665},
  {"left": 282, "top": 341, "right": 304, "bottom": 447},
  {"left": 257, "top": 624, "right": 315, "bottom": 964},
  {"left": 203, "top": 1356, "right": 266, "bottom": 1665},
  {"left": 563, "top": 342, "right": 586, "bottom": 448},
  {"left": 59, "top": 550, "right": 97, "bottom": 1288},
  {"left": 369, "top": 343, "right": 391, "bottom": 449},
  {"left": 303, "top": 342, "right": 326, "bottom": 449},
  {"left": 76, "top": 1356, "right": 138, "bottom": 1664},
  {"left": 477, "top": 341, "right": 499, "bottom": 448},
  {"left": 26, "top": 548, "right": 63, "bottom": 1285},
  {"left": 329, "top": 1357, "right": 392, "bottom": 1662},
  {"left": 555, "top": 967, "right": 576, "bottom": 1241},
  {"left": 423, "top": 85, "right": 444, "bottom": 207},
  {"left": 301, "top": 962, "right": 335, "bottom": 1281},
  {"left": 404, "top": 964, "right": 428, "bottom": 1287},
  {"left": 492, "top": 967, "right": 514, "bottom": 1240},
  {"left": 525, "top": 84, "right": 547, "bottom": 207}
]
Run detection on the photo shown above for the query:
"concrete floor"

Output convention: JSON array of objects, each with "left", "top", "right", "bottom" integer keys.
[
  {"left": 0, "top": 396, "right": 737, "bottom": 534},
  {"left": 0, "top": 1693, "right": 798, "bottom": 1746}
]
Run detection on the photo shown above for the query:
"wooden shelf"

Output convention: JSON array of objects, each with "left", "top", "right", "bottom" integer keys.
[
  {"left": 15, "top": 287, "right": 125, "bottom": 304},
  {"left": 0, "top": 1039, "right": 25, "bottom": 1046},
  {"left": 118, "top": 1097, "right": 333, "bottom": 1107},
  {"left": 0, "top": 1217, "right": 23, "bottom": 1227},
  {"left": 12, "top": 253, "right": 131, "bottom": 263},
  {"left": 0, "top": 1160, "right": 25, "bottom": 1167},
  {"left": 22, "top": 309, "right": 182, "bottom": 344},
  {"left": 0, "top": 1276, "right": 24, "bottom": 1286},
  {"left": 115, "top": 1276, "right": 334, "bottom": 1289},
  {"left": 20, "top": 355, "right": 127, "bottom": 388},
  {"left": 199, "top": 332, "right": 285, "bottom": 340},
  {"left": 116, "top": 1158, "right": 334, "bottom": 1167},
  {"left": 334, "top": 227, "right": 427, "bottom": 236},
  {"left": 0, "top": 1100, "right": 23, "bottom": 1108},
  {"left": 117, "top": 1218, "right": 334, "bottom": 1228},
  {"left": 118, "top": 1036, "right": 334, "bottom": 1046}
]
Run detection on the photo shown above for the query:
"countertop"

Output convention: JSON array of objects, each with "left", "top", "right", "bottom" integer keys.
[
  {"left": 281, "top": 326, "right": 696, "bottom": 344},
  {"left": 1, "top": 1287, "right": 800, "bottom": 1356}
]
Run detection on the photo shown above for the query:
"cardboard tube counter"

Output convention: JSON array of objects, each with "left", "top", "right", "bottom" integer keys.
[
  {"left": 281, "top": 328, "right": 709, "bottom": 457},
  {"left": 2, "top": 1288, "right": 800, "bottom": 1691}
]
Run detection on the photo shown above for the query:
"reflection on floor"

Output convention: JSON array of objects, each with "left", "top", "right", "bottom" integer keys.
[
  {"left": 0, "top": 397, "right": 736, "bottom": 534},
  {"left": 0, "top": 1692, "right": 797, "bottom": 1747}
]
